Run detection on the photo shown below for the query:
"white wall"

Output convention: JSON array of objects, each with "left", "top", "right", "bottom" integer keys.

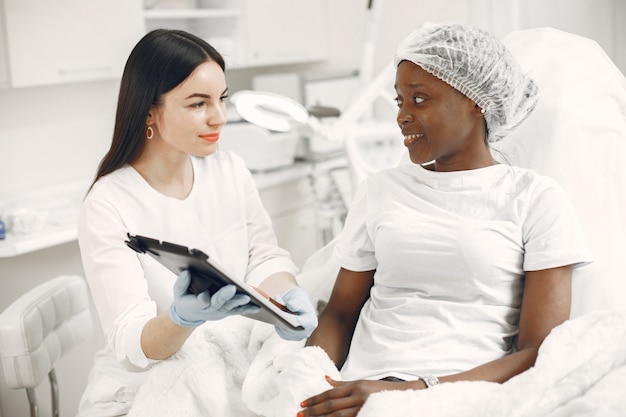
[
  {"left": 363, "top": 0, "right": 625, "bottom": 78},
  {"left": 0, "top": 80, "right": 117, "bottom": 200},
  {"left": 0, "top": 1, "right": 624, "bottom": 416}
]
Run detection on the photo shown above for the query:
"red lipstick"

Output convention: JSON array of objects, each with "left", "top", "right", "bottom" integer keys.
[{"left": 200, "top": 133, "right": 220, "bottom": 143}]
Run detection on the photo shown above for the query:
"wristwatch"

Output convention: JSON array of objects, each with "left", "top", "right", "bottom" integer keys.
[{"left": 419, "top": 375, "right": 440, "bottom": 388}]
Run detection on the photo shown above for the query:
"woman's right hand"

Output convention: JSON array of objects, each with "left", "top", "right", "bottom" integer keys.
[{"left": 169, "top": 270, "right": 260, "bottom": 327}]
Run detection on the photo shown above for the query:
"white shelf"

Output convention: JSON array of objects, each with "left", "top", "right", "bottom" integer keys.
[
  {"left": 0, "top": 180, "right": 88, "bottom": 258},
  {"left": 144, "top": 8, "right": 240, "bottom": 19},
  {"left": 0, "top": 225, "right": 78, "bottom": 258}
]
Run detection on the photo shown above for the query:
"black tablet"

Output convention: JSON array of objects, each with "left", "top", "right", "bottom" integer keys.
[{"left": 125, "top": 234, "right": 304, "bottom": 331}]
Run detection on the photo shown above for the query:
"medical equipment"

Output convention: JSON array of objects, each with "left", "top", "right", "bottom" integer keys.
[
  {"left": 223, "top": 89, "right": 351, "bottom": 244},
  {"left": 335, "top": 64, "right": 405, "bottom": 194},
  {"left": 343, "top": 120, "right": 405, "bottom": 193},
  {"left": 226, "top": 89, "right": 345, "bottom": 164},
  {"left": 219, "top": 90, "right": 308, "bottom": 172},
  {"left": 230, "top": 90, "right": 309, "bottom": 133},
  {"left": 219, "top": 122, "right": 301, "bottom": 172}
]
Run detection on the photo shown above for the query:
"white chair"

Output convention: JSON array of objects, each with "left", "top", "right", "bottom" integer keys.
[
  {"left": 0, "top": 275, "right": 93, "bottom": 417},
  {"left": 305, "top": 27, "right": 626, "bottom": 321},
  {"left": 495, "top": 27, "right": 626, "bottom": 318}
]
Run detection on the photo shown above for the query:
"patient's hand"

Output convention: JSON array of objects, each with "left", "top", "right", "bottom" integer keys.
[{"left": 298, "top": 377, "right": 402, "bottom": 417}]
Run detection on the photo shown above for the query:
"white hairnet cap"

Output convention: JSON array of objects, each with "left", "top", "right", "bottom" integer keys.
[{"left": 394, "top": 22, "right": 539, "bottom": 142}]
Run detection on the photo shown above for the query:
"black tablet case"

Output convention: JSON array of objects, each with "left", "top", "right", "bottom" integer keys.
[{"left": 126, "top": 234, "right": 303, "bottom": 331}]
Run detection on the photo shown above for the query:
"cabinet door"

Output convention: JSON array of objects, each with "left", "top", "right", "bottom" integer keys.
[
  {"left": 271, "top": 206, "right": 320, "bottom": 269},
  {"left": 242, "top": 0, "right": 328, "bottom": 66},
  {"left": 257, "top": 173, "right": 323, "bottom": 268},
  {"left": 2, "top": 0, "right": 145, "bottom": 88}
]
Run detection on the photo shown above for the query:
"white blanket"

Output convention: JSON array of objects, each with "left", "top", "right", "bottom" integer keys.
[
  {"left": 244, "top": 308, "right": 626, "bottom": 417},
  {"left": 127, "top": 316, "right": 274, "bottom": 417},
  {"left": 357, "top": 308, "right": 626, "bottom": 417},
  {"left": 128, "top": 308, "right": 626, "bottom": 416}
]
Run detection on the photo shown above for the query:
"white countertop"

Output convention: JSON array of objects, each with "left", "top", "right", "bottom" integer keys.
[{"left": 0, "top": 180, "right": 88, "bottom": 258}]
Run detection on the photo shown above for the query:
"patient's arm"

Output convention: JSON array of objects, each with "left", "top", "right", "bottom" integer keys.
[
  {"left": 437, "top": 264, "right": 573, "bottom": 384},
  {"left": 306, "top": 267, "right": 375, "bottom": 368}
]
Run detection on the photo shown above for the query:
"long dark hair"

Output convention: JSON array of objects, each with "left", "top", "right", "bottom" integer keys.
[{"left": 88, "top": 29, "right": 225, "bottom": 191}]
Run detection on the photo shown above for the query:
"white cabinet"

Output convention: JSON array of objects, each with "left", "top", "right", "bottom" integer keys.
[
  {"left": 241, "top": 0, "right": 327, "bottom": 66},
  {"left": 256, "top": 168, "right": 322, "bottom": 269},
  {"left": 1, "top": 0, "right": 145, "bottom": 88},
  {"left": 144, "top": 0, "right": 244, "bottom": 67},
  {"left": 142, "top": 0, "right": 328, "bottom": 68},
  {"left": 271, "top": 205, "right": 320, "bottom": 269}
]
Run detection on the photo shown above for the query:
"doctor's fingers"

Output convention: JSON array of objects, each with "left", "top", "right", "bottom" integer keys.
[
  {"left": 228, "top": 303, "right": 261, "bottom": 316},
  {"left": 203, "top": 284, "right": 238, "bottom": 308},
  {"left": 220, "top": 293, "right": 254, "bottom": 311},
  {"left": 173, "top": 270, "right": 192, "bottom": 297}
]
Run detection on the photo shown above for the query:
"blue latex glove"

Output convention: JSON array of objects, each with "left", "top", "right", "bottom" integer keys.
[
  {"left": 273, "top": 287, "right": 318, "bottom": 341},
  {"left": 169, "top": 270, "right": 261, "bottom": 327}
]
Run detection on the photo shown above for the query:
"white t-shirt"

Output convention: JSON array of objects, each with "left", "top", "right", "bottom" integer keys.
[
  {"left": 77, "top": 151, "right": 297, "bottom": 416},
  {"left": 336, "top": 163, "right": 592, "bottom": 381}
]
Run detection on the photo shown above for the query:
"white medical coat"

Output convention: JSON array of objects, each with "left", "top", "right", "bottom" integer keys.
[{"left": 77, "top": 151, "right": 298, "bottom": 416}]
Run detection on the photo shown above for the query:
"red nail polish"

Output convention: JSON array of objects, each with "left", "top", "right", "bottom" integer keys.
[
  {"left": 297, "top": 412, "right": 304, "bottom": 417},
  {"left": 300, "top": 400, "right": 307, "bottom": 407}
]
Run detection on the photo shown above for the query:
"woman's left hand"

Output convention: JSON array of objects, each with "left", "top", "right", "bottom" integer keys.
[
  {"left": 274, "top": 287, "right": 318, "bottom": 341},
  {"left": 298, "top": 377, "right": 394, "bottom": 417}
]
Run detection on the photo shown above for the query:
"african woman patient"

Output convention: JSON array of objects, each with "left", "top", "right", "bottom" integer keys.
[{"left": 297, "top": 21, "right": 592, "bottom": 417}]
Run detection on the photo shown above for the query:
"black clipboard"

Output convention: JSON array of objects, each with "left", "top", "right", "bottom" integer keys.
[{"left": 125, "top": 234, "right": 303, "bottom": 331}]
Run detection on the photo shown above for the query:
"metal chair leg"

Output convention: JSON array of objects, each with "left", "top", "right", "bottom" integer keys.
[
  {"left": 26, "top": 387, "right": 38, "bottom": 417},
  {"left": 49, "top": 368, "right": 59, "bottom": 417},
  {"left": 23, "top": 369, "right": 59, "bottom": 417}
]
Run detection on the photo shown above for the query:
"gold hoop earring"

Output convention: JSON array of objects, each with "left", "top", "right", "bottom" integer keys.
[{"left": 146, "top": 126, "right": 154, "bottom": 140}]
